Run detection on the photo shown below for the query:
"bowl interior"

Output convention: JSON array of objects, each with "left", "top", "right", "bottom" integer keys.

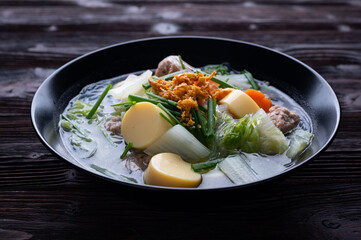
[{"left": 31, "top": 36, "right": 340, "bottom": 190}]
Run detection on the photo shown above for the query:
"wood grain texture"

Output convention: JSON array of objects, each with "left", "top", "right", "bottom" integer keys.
[{"left": 0, "top": 0, "right": 360, "bottom": 239}]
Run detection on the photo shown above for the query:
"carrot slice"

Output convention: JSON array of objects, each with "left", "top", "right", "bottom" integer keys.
[
  {"left": 245, "top": 89, "right": 272, "bottom": 112},
  {"left": 257, "top": 97, "right": 272, "bottom": 112},
  {"left": 245, "top": 89, "right": 265, "bottom": 100}
]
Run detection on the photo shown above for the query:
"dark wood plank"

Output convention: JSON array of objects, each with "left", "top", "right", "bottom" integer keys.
[
  {"left": 0, "top": 182, "right": 360, "bottom": 239},
  {"left": 1, "top": 4, "right": 360, "bottom": 32},
  {"left": 1, "top": 0, "right": 360, "bottom": 7}
]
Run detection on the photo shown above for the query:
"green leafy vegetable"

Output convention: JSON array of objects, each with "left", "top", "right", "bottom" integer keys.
[
  {"left": 219, "top": 114, "right": 259, "bottom": 152},
  {"left": 61, "top": 114, "right": 92, "bottom": 142},
  {"left": 67, "top": 100, "right": 94, "bottom": 118},
  {"left": 218, "top": 109, "right": 288, "bottom": 155},
  {"left": 60, "top": 120, "right": 72, "bottom": 131},
  {"left": 202, "top": 64, "right": 230, "bottom": 75},
  {"left": 69, "top": 134, "right": 97, "bottom": 158}
]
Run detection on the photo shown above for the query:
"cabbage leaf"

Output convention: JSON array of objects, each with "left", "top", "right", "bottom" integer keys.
[
  {"left": 201, "top": 64, "right": 230, "bottom": 75},
  {"left": 217, "top": 109, "right": 288, "bottom": 155}
]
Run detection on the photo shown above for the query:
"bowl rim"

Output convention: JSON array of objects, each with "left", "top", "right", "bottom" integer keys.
[{"left": 31, "top": 35, "right": 341, "bottom": 191}]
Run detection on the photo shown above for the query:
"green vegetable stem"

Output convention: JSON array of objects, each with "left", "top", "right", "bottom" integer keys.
[
  {"left": 91, "top": 164, "right": 137, "bottom": 183},
  {"left": 210, "top": 77, "right": 236, "bottom": 89},
  {"left": 191, "top": 159, "right": 224, "bottom": 172},
  {"left": 157, "top": 103, "right": 182, "bottom": 125},
  {"left": 207, "top": 98, "right": 216, "bottom": 137},
  {"left": 120, "top": 142, "right": 133, "bottom": 159},
  {"left": 145, "top": 92, "right": 178, "bottom": 107},
  {"left": 86, "top": 83, "right": 112, "bottom": 119},
  {"left": 160, "top": 113, "right": 176, "bottom": 126},
  {"left": 128, "top": 94, "right": 175, "bottom": 110},
  {"left": 143, "top": 69, "right": 188, "bottom": 90},
  {"left": 178, "top": 55, "right": 186, "bottom": 70},
  {"left": 241, "top": 70, "right": 260, "bottom": 90}
]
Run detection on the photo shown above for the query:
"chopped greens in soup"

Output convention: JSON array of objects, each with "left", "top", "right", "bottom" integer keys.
[{"left": 59, "top": 55, "right": 313, "bottom": 188}]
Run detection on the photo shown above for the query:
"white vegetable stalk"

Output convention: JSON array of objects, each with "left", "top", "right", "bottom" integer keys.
[
  {"left": 109, "top": 70, "right": 152, "bottom": 102},
  {"left": 254, "top": 109, "right": 288, "bottom": 155},
  {"left": 144, "top": 125, "right": 210, "bottom": 163},
  {"left": 216, "top": 74, "right": 251, "bottom": 90},
  {"left": 218, "top": 155, "right": 258, "bottom": 184},
  {"left": 286, "top": 129, "right": 313, "bottom": 159}
]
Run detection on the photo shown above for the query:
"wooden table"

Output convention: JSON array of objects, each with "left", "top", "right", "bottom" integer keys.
[{"left": 1, "top": 1, "right": 360, "bottom": 239}]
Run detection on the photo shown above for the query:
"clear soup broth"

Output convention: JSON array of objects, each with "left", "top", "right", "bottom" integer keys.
[{"left": 59, "top": 64, "right": 313, "bottom": 189}]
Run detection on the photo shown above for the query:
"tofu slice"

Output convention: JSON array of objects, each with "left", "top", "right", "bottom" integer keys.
[
  {"left": 143, "top": 153, "right": 202, "bottom": 188},
  {"left": 219, "top": 89, "right": 260, "bottom": 118},
  {"left": 121, "top": 102, "right": 172, "bottom": 149}
]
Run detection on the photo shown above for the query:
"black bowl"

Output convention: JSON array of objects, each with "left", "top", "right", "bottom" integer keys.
[{"left": 31, "top": 36, "right": 340, "bottom": 191}]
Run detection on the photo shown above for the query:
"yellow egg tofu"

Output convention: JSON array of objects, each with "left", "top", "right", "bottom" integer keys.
[
  {"left": 120, "top": 102, "right": 172, "bottom": 149},
  {"left": 143, "top": 153, "right": 202, "bottom": 188},
  {"left": 219, "top": 89, "right": 260, "bottom": 118}
]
